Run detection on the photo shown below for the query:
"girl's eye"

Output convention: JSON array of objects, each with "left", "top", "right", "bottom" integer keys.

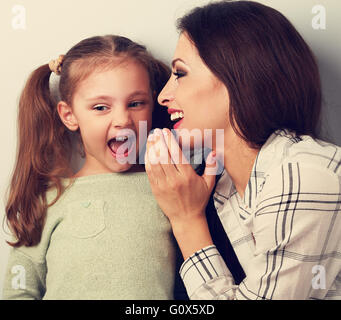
[
  {"left": 173, "top": 70, "right": 186, "bottom": 80},
  {"left": 129, "top": 101, "right": 145, "bottom": 108},
  {"left": 93, "top": 105, "right": 108, "bottom": 111}
]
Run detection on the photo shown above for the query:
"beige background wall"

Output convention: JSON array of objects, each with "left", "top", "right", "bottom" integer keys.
[{"left": 0, "top": 0, "right": 340, "bottom": 298}]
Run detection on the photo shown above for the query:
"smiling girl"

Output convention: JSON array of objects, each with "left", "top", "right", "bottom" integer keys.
[{"left": 3, "top": 35, "right": 176, "bottom": 299}]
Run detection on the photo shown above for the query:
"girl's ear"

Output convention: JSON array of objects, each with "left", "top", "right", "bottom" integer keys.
[{"left": 57, "top": 101, "right": 79, "bottom": 131}]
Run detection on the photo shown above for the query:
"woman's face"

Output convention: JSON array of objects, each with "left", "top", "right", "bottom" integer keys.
[
  {"left": 158, "top": 32, "right": 231, "bottom": 151},
  {"left": 59, "top": 59, "right": 153, "bottom": 175}
]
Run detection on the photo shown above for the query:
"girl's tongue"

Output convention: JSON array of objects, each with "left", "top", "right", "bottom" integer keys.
[
  {"left": 108, "top": 137, "right": 133, "bottom": 156},
  {"left": 111, "top": 141, "right": 127, "bottom": 154}
]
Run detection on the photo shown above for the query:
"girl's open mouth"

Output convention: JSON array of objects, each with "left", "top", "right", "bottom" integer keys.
[{"left": 107, "top": 135, "right": 135, "bottom": 159}]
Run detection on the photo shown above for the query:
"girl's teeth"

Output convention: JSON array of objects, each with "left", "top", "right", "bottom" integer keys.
[
  {"left": 115, "top": 136, "right": 128, "bottom": 142},
  {"left": 170, "top": 111, "right": 184, "bottom": 121}
]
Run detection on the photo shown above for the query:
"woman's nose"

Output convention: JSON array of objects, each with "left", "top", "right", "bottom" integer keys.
[{"left": 157, "top": 79, "right": 174, "bottom": 107}]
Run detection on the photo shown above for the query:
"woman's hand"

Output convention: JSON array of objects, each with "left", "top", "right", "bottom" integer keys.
[{"left": 145, "top": 128, "right": 218, "bottom": 259}]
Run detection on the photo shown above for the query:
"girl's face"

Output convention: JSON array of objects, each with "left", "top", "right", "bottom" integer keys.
[
  {"left": 59, "top": 59, "right": 153, "bottom": 175},
  {"left": 158, "top": 33, "right": 231, "bottom": 151}
]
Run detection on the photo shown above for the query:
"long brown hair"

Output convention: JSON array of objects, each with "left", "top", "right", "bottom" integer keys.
[
  {"left": 177, "top": 0, "right": 322, "bottom": 148},
  {"left": 5, "top": 35, "right": 171, "bottom": 247}
]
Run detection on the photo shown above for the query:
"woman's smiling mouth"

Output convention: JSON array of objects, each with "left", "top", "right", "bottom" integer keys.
[{"left": 168, "top": 108, "right": 184, "bottom": 129}]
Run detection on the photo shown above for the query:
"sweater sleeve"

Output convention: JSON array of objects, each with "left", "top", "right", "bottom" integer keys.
[
  {"left": 2, "top": 188, "right": 63, "bottom": 300},
  {"left": 2, "top": 248, "right": 46, "bottom": 300}
]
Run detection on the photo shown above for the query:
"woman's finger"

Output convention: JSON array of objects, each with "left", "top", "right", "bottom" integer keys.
[
  {"left": 156, "top": 129, "right": 180, "bottom": 177},
  {"left": 145, "top": 135, "right": 166, "bottom": 185},
  {"left": 144, "top": 143, "right": 154, "bottom": 181},
  {"left": 162, "top": 128, "right": 193, "bottom": 175}
]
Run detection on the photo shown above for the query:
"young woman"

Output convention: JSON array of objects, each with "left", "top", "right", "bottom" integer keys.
[
  {"left": 3, "top": 35, "right": 176, "bottom": 299},
  {"left": 145, "top": 1, "right": 341, "bottom": 300}
]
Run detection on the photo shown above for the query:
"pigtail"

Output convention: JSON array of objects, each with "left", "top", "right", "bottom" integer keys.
[{"left": 5, "top": 64, "right": 73, "bottom": 247}]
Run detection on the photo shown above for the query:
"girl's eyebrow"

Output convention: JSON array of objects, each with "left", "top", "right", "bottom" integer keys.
[
  {"left": 85, "top": 95, "right": 112, "bottom": 102},
  {"left": 128, "top": 91, "right": 150, "bottom": 99},
  {"left": 85, "top": 91, "right": 149, "bottom": 102}
]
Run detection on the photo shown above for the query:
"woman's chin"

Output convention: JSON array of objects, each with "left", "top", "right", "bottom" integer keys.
[
  {"left": 172, "top": 129, "right": 199, "bottom": 149},
  {"left": 178, "top": 136, "right": 204, "bottom": 154}
]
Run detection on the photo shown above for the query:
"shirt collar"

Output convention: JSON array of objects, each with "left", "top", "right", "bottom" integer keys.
[{"left": 215, "top": 130, "right": 296, "bottom": 209}]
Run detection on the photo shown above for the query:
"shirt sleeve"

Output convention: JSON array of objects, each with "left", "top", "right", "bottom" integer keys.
[
  {"left": 180, "top": 245, "right": 237, "bottom": 299},
  {"left": 2, "top": 248, "right": 47, "bottom": 300},
  {"left": 180, "top": 161, "right": 341, "bottom": 299}
]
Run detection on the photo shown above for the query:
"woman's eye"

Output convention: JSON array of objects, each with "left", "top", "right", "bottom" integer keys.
[
  {"left": 173, "top": 70, "right": 186, "bottom": 80},
  {"left": 129, "top": 101, "right": 145, "bottom": 108},
  {"left": 93, "top": 105, "right": 108, "bottom": 111}
]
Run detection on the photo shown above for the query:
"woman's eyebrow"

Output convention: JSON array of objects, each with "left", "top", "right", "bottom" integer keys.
[{"left": 172, "top": 58, "right": 186, "bottom": 68}]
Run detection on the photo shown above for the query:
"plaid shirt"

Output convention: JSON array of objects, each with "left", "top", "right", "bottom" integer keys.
[{"left": 180, "top": 130, "right": 341, "bottom": 299}]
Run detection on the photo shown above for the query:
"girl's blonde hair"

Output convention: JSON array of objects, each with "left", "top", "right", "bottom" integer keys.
[{"left": 5, "top": 35, "right": 171, "bottom": 247}]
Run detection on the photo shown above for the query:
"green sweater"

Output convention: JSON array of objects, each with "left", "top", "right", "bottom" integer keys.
[{"left": 2, "top": 172, "right": 176, "bottom": 300}]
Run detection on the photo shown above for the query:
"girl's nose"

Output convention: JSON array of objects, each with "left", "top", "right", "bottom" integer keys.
[{"left": 112, "top": 107, "right": 132, "bottom": 128}]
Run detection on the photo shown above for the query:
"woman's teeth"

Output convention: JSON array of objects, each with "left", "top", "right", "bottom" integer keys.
[{"left": 170, "top": 111, "right": 184, "bottom": 121}]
